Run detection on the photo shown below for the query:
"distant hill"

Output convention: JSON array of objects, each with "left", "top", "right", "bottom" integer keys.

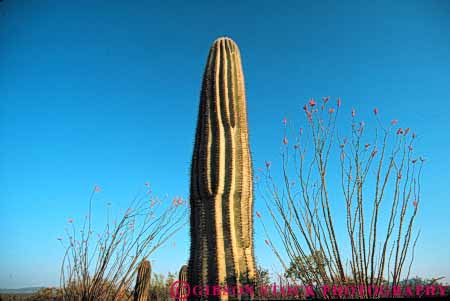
[{"left": 0, "top": 287, "right": 44, "bottom": 294}]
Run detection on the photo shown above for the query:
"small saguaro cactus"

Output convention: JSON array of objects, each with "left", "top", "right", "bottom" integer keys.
[
  {"left": 188, "top": 37, "right": 256, "bottom": 300},
  {"left": 134, "top": 260, "right": 152, "bottom": 301},
  {"left": 176, "top": 265, "right": 188, "bottom": 301}
]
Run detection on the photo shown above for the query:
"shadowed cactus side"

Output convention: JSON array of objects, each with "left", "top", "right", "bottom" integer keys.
[
  {"left": 134, "top": 260, "right": 151, "bottom": 301},
  {"left": 188, "top": 37, "right": 256, "bottom": 300},
  {"left": 176, "top": 265, "right": 188, "bottom": 301}
]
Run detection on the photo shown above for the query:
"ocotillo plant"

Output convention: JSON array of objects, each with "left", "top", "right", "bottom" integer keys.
[
  {"left": 134, "top": 260, "right": 152, "bottom": 301},
  {"left": 59, "top": 186, "right": 186, "bottom": 301},
  {"left": 257, "top": 99, "right": 424, "bottom": 298},
  {"left": 176, "top": 265, "right": 188, "bottom": 301},
  {"left": 189, "top": 37, "right": 256, "bottom": 299}
]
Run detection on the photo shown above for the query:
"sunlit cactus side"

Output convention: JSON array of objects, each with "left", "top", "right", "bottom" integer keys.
[
  {"left": 189, "top": 37, "right": 256, "bottom": 300},
  {"left": 134, "top": 260, "right": 151, "bottom": 301},
  {"left": 176, "top": 265, "right": 188, "bottom": 301}
]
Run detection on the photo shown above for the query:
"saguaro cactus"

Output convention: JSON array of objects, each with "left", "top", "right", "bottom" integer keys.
[
  {"left": 176, "top": 265, "right": 188, "bottom": 301},
  {"left": 134, "top": 260, "right": 151, "bottom": 301},
  {"left": 189, "top": 37, "right": 256, "bottom": 300}
]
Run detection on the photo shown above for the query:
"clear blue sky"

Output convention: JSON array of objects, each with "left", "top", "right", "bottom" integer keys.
[{"left": 1, "top": 0, "right": 449, "bottom": 289}]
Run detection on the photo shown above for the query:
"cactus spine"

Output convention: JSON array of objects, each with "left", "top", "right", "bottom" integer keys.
[
  {"left": 189, "top": 37, "right": 256, "bottom": 300},
  {"left": 134, "top": 260, "right": 151, "bottom": 301},
  {"left": 176, "top": 265, "right": 188, "bottom": 301}
]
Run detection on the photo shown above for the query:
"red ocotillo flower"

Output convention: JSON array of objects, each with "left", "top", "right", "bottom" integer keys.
[
  {"left": 404, "top": 127, "right": 410, "bottom": 135},
  {"left": 371, "top": 149, "right": 378, "bottom": 157},
  {"left": 337, "top": 97, "right": 341, "bottom": 107},
  {"left": 374, "top": 107, "right": 379, "bottom": 115},
  {"left": 303, "top": 104, "right": 308, "bottom": 112},
  {"left": 397, "top": 128, "right": 404, "bottom": 135},
  {"left": 413, "top": 200, "right": 418, "bottom": 207},
  {"left": 265, "top": 161, "right": 271, "bottom": 169},
  {"left": 329, "top": 108, "right": 335, "bottom": 113},
  {"left": 309, "top": 98, "right": 316, "bottom": 107},
  {"left": 124, "top": 208, "right": 132, "bottom": 217},
  {"left": 365, "top": 143, "right": 371, "bottom": 149},
  {"left": 282, "top": 117, "right": 287, "bottom": 125},
  {"left": 283, "top": 137, "right": 288, "bottom": 145},
  {"left": 391, "top": 119, "right": 398, "bottom": 125},
  {"left": 351, "top": 108, "right": 356, "bottom": 118}
]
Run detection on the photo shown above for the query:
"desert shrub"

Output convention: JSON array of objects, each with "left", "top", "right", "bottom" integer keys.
[
  {"left": 258, "top": 98, "right": 425, "bottom": 298},
  {"left": 59, "top": 184, "right": 187, "bottom": 301}
]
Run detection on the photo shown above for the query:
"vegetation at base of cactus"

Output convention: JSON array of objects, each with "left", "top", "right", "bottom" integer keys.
[
  {"left": 255, "top": 265, "right": 271, "bottom": 288},
  {"left": 134, "top": 260, "right": 151, "bottom": 301},
  {"left": 188, "top": 37, "right": 256, "bottom": 300}
]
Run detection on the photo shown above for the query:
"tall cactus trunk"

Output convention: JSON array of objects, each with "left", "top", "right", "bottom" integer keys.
[
  {"left": 176, "top": 265, "right": 188, "bottom": 301},
  {"left": 188, "top": 37, "right": 256, "bottom": 300},
  {"left": 134, "top": 260, "right": 151, "bottom": 301}
]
